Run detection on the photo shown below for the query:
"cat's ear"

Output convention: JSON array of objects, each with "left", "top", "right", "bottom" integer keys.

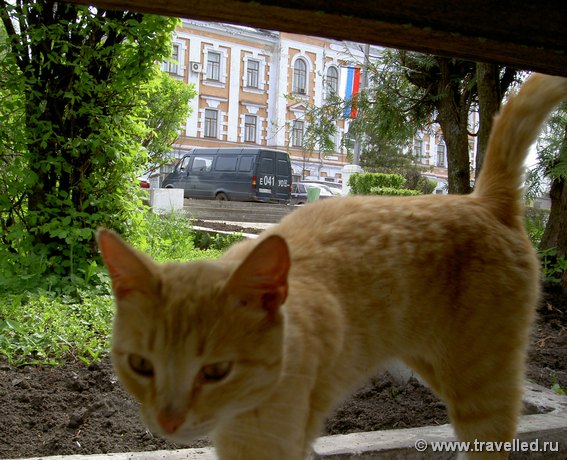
[
  {"left": 96, "top": 228, "right": 158, "bottom": 301},
  {"left": 224, "top": 235, "right": 290, "bottom": 314}
]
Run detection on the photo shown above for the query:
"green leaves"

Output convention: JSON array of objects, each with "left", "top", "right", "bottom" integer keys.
[
  {"left": 0, "top": 290, "right": 114, "bottom": 366},
  {"left": 349, "top": 172, "right": 422, "bottom": 196},
  {"left": 0, "top": 2, "right": 191, "bottom": 284},
  {"left": 0, "top": 212, "right": 238, "bottom": 365}
]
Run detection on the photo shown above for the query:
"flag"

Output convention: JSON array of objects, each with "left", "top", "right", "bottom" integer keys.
[{"left": 340, "top": 67, "right": 361, "bottom": 118}]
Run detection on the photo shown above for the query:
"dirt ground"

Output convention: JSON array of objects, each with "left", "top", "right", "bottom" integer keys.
[{"left": 0, "top": 224, "right": 565, "bottom": 458}]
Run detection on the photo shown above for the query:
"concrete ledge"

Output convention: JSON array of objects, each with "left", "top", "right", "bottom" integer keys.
[
  {"left": 6, "top": 449, "right": 217, "bottom": 460},
  {"left": 9, "top": 383, "right": 566, "bottom": 460},
  {"left": 183, "top": 199, "right": 294, "bottom": 223}
]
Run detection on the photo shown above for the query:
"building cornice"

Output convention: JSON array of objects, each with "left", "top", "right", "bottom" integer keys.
[{"left": 180, "top": 18, "right": 279, "bottom": 46}]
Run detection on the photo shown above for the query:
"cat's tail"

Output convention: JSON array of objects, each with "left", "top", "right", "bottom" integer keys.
[{"left": 473, "top": 73, "right": 567, "bottom": 226}]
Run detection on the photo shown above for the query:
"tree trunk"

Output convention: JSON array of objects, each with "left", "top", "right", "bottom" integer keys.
[
  {"left": 540, "top": 120, "right": 567, "bottom": 292},
  {"left": 475, "top": 65, "right": 517, "bottom": 179},
  {"left": 540, "top": 175, "right": 567, "bottom": 291},
  {"left": 436, "top": 59, "right": 472, "bottom": 195},
  {"left": 476, "top": 63, "right": 501, "bottom": 178}
]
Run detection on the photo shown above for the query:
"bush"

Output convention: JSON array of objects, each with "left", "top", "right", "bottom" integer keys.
[
  {"left": 349, "top": 173, "right": 406, "bottom": 194},
  {"left": 0, "top": 210, "right": 245, "bottom": 365},
  {"left": 133, "top": 211, "right": 243, "bottom": 262},
  {"left": 539, "top": 248, "right": 567, "bottom": 284},
  {"left": 524, "top": 207, "right": 549, "bottom": 247},
  {"left": 349, "top": 173, "right": 422, "bottom": 196},
  {"left": 370, "top": 187, "right": 421, "bottom": 196},
  {"left": 417, "top": 177, "right": 438, "bottom": 195}
]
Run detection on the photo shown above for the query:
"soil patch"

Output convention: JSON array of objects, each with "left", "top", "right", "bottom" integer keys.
[{"left": 1, "top": 248, "right": 565, "bottom": 459}]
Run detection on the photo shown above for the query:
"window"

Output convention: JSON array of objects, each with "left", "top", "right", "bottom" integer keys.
[
  {"left": 292, "top": 120, "right": 304, "bottom": 147},
  {"left": 204, "top": 109, "right": 218, "bottom": 138},
  {"left": 326, "top": 67, "right": 339, "bottom": 98},
  {"left": 206, "top": 51, "right": 221, "bottom": 81},
  {"left": 191, "top": 156, "right": 213, "bottom": 172},
  {"left": 178, "top": 155, "right": 190, "bottom": 171},
  {"left": 246, "top": 59, "right": 260, "bottom": 88},
  {"left": 437, "top": 142, "right": 446, "bottom": 166},
  {"left": 293, "top": 59, "right": 307, "bottom": 95},
  {"left": 238, "top": 156, "right": 254, "bottom": 172},
  {"left": 215, "top": 156, "right": 238, "bottom": 171},
  {"left": 277, "top": 159, "right": 290, "bottom": 176},
  {"left": 244, "top": 115, "right": 257, "bottom": 143},
  {"left": 259, "top": 158, "right": 274, "bottom": 174},
  {"left": 413, "top": 138, "right": 422, "bottom": 160},
  {"left": 163, "top": 44, "right": 179, "bottom": 74}
]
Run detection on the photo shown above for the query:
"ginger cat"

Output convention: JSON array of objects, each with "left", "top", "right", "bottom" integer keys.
[{"left": 98, "top": 74, "right": 567, "bottom": 459}]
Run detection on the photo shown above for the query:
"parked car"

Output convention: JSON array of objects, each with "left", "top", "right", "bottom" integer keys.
[
  {"left": 161, "top": 148, "right": 292, "bottom": 203},
  {"left": 139, "top": 179, "right": 151, "bottom": 189},
  {"left": 300, "top": 180, "right": 343, "bottom": 196},
  {"left": 290, "top": 181, "right": 337, "bottom": 205}
]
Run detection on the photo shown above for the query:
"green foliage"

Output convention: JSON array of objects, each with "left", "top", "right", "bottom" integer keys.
[
  {"left": 524, "top": 207, "right": 549, "bottom": 247},
  {"left": 539, "top": 248, "right": 567, "bottom": 284},
  {"left": 526, "top": 102, "right": 567, "bottom": 200},
  {"left": 347, "top": 49, "right": 431, "bottom": 150},
  {"left": 0, "top": 2, "right": 193, "bottom": 287},
  {"left": 349, "top": 173, "right": 422, "bottom": 196},
  {"left": 551, "top": 383, "right": 566, "bottom": 397},
  {"left": 549, "top": 372, "right": 567, "bottom": 396},
  {"left": 370, "top": 187, "right": 421, "bottom": 196},
  {"left": 132, "top": 211, "right": 241, "bottom": 263},
  {"left": 417, "top": 177, "right": 438, "bottom": 195},
  {"left": 0, "top": 289, "right": 114, "bottom": 366},
  {"left": 138, "top": 71, "right": 196, "bottom": 166},
  {"left": 302, "top": 94, "right": 344, "bottom": 155},
  {"left": 349, "top": 172, "right": 405, "bottom": 193},
  {"left": 191, "top": 230, "right": 244, "bottom": 252},
  {"left": 0, "top": 212, "right": 244, "bottom": 365}
]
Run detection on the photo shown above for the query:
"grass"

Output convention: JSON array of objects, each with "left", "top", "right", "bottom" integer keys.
[
  {"left": 0, "top": 289, "right": 114, "bottom": 366},
  {"left": 0, "top": 211, "right": 243, "bottom": 366}
]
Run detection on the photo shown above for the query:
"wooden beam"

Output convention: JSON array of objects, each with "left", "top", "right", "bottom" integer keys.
[{"left": 65, "top": 0, "right": 567, "bottom": 76}]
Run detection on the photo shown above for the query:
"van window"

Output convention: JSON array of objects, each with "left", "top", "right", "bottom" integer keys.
[
  {"left": 178, "top": 156, "right": 191, "bottom": 171},
  {"left": 259, "top": 158, "right": 274, "bottom": 174},
  {"left": 277, "top": 159, "right": 289, "bottom": 175},
  {"left": 238, "top": 156, "right": 254, "bottom": 172},
  {"left": 215, "top": 156, "right": 238, "bottom": 171},
  {"left": 191, "top": 156, "right": 214, "bottom": 172}
]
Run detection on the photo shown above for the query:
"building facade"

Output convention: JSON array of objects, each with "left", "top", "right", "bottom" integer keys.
[{"left": 162, "top": 20, "right": 477, "bottom": 191}]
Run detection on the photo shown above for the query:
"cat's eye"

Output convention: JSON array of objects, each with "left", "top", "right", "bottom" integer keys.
[
  {"left": 128, "top": 354, "right": 154, "bottom": 378},
  {"left": 200, "top": 361, "right": 233, "bottom": 383}
]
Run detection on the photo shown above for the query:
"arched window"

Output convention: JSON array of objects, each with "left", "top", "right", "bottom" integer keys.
[
  {"left": 326, "top": 66, "right": 339, "bottom": 97},
  {"left": 293, "top": 58, "right": 307, "bottom": 95}
]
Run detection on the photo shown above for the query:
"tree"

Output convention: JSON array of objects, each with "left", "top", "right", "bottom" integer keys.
[
  {"left": 529, "top": 105, "right": 567, "bottom": 291},
  {"left": 0, "top": 1, "right": 192, "bottom": 280},
  {"left": 138, "top": 71, "right": 196, "bottom": 166},
  {"left": 348, "top": 50, "right": 517, "bottom": 194},
  {"left": 298, "top": 93, "right": 343, "bottom": 178},
  {"left": 475, "top": 63, "right": 518, "bottom": 176}
]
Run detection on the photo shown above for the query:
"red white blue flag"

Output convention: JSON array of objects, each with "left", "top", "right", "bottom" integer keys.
[{"left": 341, "top": 67, "right": 361, "bottom": 118}]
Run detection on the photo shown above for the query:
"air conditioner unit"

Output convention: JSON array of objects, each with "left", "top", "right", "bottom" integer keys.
[
  {"left": 190, "top": 61, "right": 202, "bottom": 73},
  {"left": 298, "top": 88, "right": 306, "bottom": 95}
]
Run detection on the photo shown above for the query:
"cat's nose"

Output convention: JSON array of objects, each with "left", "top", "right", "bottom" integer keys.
[{"left": 158, "top": 411, "right": 186, "bottom": 434}]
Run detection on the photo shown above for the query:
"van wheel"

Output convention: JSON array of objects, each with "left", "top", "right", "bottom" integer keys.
[{"left": 216, "top": 192, "right": 229, "bottom": 201}]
